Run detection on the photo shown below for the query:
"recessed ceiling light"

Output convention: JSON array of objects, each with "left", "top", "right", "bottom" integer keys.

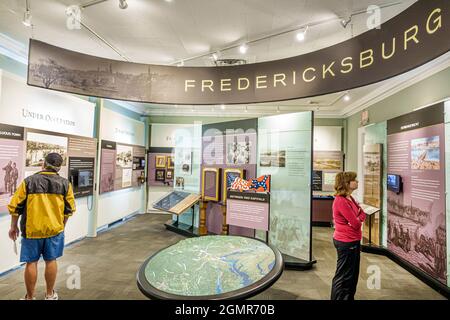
[
  {"left": 221, "top": 104, "right": 226, "bottom": 110},
  {"left": 239, "top": 44, "right": 248, "bottom": 54},
  {"left": 244, "top": 106, "right": 248, "bottom": 113},
  {"left": 343, "top": 94, "right": 350, "bottom": 101},
  {"left": 212, "top": 52, "right": 219, "bottom": 61}
]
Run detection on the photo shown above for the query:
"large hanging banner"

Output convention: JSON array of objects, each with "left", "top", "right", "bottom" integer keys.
[
  {"left": 387, "top": 103, "right": 447, "bottom": 284},
  {"left": 27, "top": 0, "right": 449, "bottom": 105}
]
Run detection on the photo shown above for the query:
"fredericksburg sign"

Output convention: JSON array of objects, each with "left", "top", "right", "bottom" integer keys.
[{"left": 27, "top": 0, "right": 450, "bottom": 105}]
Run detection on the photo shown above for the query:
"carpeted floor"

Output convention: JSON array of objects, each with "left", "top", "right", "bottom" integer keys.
[{"left": 0, "top": 213, "right": 445, "bottom": 300}]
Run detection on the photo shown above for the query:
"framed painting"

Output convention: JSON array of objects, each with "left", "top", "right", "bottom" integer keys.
[
  {"left": 155, "top": 169, "right": 165, "bottom": 181},
  {"left": 167, "top": 156, "right": 175, "bottom": 169},
  {"left": 201, "top": 167, "right": 220, "bottom": 202},
  {"left": 155, "top": 155, "right": 166, "bottom": 168}
]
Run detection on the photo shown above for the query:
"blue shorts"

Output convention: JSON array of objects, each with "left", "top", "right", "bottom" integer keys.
[{"left": 20, "top": 232, "right": 65, "bottom": 263}]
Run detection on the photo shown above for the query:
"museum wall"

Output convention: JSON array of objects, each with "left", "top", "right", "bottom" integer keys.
[
  {"left": 97, "top": 106, "right": 146, "bottom": 228},
  {"left": 345, "top": 67, "right": 450, "bottom": 172},
  {"left": 0, "top": 69, "right": 96, "bottom": 274}
]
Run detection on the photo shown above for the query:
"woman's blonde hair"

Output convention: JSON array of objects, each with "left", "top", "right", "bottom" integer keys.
[{"left": 334, "top": 171, "right": 357, "bottom": 196}]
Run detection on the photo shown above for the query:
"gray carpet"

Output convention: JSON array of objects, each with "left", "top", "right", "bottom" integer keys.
[{"left": 0, "top": 213, "right": 445, "bottom": 300}]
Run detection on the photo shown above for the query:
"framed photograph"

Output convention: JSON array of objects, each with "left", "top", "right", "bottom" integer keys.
[
  {"left": 167, "top": 156, "right": 175, "bottom": 169},
  {"left": 175, "top": 177, "right": 185, "bottom": 188},
  {"left": 155, "top": 169, "right": 165, "bottom": 181},
  {"left": 166, "top": 169, "right": 174, "bottom": 180},
  {"left": 222, "top": 168, "right": 244, "bottom": 204},
  {"left": 155, "top": 155, "right": 166, "bottom": 168},
  {"left": 201, "top": 167, "right": 220, "bottom": 202}
]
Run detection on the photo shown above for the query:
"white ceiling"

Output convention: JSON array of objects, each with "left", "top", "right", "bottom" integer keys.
[{"left": 1, "top": 0, "right": 448, "bottom": 118}]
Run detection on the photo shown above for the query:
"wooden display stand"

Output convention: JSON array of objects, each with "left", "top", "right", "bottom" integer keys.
[
  {"left": 199, "top": 200, "right": 208, "bottom": 235},
  {"left": 360, "top": 203, "right": 381, "bottom": 246},
  {"left": 221, "top": 205, "right": 228, "bottom": 235}
]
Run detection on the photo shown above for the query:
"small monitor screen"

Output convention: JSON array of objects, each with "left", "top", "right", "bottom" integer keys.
[
  {"left": 387, "top": 174, "right": 401, "bottom": 193},
  {"left": 78, "top": 170, "right": 93, "bottom": 188}
]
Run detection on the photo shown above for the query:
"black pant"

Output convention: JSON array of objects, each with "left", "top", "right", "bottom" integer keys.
[{"left": 330, "top": 239, "right": 361, "bottom": 300}]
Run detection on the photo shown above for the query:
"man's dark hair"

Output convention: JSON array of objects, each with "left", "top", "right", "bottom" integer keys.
[{"left": 44, "top": 153, "right": 63, "bottom": 172}]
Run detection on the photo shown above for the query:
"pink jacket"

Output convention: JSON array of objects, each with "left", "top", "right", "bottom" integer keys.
[{"left": 332, "top": 195, "right": 367, "bottom": 242}]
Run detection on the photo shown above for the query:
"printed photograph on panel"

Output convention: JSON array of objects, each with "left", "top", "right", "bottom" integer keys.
[
  {"left": 363, "top": 144, "right": 382, "bottom": 208},
  {"left": 116, "top": 144, "right": 133, "bottom": 168},
  {"left": 411, "top": 136, "right": 440, "bottom": 170},
  {"left": 259, "top": 150, "right": 286, "bottom": 167},
  {"left": 26, "top": 132, "right": 67, "bottom": 168},
  {"left": 226, "top": 141, "right": 251, "bottom": 165}
]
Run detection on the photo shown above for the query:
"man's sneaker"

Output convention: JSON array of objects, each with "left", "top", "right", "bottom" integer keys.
[
  {"left": 45, "top": 291, "right": 59, "bottom": 300},
  {"left": 20, "top": 294, "right": 36, "bottom": 300}
]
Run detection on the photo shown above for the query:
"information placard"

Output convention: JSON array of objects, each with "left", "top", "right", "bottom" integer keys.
[{"left": 226, "top": 191, "right": 270, "bottom": 231}]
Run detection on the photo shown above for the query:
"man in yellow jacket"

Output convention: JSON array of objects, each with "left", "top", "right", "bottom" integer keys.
[{"left": 8, "top": 153, "right": 76, "bottom": 300}]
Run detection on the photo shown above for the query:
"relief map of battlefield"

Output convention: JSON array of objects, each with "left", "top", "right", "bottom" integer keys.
[{"left": 144, "top": 236, "right": 275, "bottom": 296}]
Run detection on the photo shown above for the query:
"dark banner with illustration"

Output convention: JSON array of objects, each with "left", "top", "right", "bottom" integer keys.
[
  {"left": 387, "top": 106, "right": 447, "bottom": 284},
  {"left": 0, "top": 124, "right": 24, "bottom": 215},
  {"left": 27, "top": 0, "right": 449, "bottom": 105}
]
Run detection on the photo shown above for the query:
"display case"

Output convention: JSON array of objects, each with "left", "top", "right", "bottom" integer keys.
[{"left": 201, "top": 167, "right": 221, "bottom": 202}]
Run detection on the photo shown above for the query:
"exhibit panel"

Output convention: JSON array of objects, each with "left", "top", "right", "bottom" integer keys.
[
  {"left": 362, "top": 144, "right": 383, "bottom": 245},
  {"left": 387, "top": 103, "right": 447, "bottom": 285},
  {"left": 363, "top": 122, "right": 388, "bottom": 247},
  {"left": 444, "top": 100, "right": 450, "bottom": 286},
  {"left": 0, "top": 70, "right": 97, "bottom": 273},
  {"left": 257, "top": 112, "right": 313, "bottom": 262},
  {"left": 172, "top": 124, "right": 202, "bottom": 227},
  {"left": 201, "top": 119, "right": 258, "bottom": 236},
  {"left": 97, "top": 105, "right": 146, "bottom": 228}
]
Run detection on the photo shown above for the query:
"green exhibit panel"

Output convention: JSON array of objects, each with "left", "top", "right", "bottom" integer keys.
[
  {"left": 363, "top": 122, "right": 388, "bottom": 247},
  {"left": 257, "top": 112, "right": 314, "bottom": 266},
  {"left": 170, "top": 124, "right": 202, "bottom": 228},
  {"left": 137, "top": 235, "right": 283, "bottom": 300}
]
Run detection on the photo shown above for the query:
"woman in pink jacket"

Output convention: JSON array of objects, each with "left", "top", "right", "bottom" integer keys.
[{"left": 331, "top": 171, "right": 366, "bottom": 300}]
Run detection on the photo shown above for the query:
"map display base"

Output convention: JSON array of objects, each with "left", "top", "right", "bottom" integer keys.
[
  {"left": 283, "top": 254, "right": 316, "bottom": 270},
  {"left": 137, "top": 235, "right": 283, "bottom": 300}
]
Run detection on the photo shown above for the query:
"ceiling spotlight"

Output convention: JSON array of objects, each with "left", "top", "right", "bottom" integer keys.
[
  {"left": 23, "top": 9, "right": 32, "bottom": 27},
  {"left": 239, "top": 44, "right": 248, "bottom": 54},
  {"left": 221, "top": 104, "right": 226, "bottom": 110},
  {"left": 119, "top": 0, "right": 128, "bottom": 9},
  {"left": 212, "top": 52, "right": 219, "bottom": 61},
  {"left": 276, "top": 106, "right": 280, "bottom": 113},
  {"left": 177, "top": 60, "right": 184, "bottom": 67},
  {"left": 23, "top": 0, "right": 32, "bottom": 27},
  {"left": 244, "top": 106, "right": 248, "bottom": 113},
  {"left": 341, "top": 17, "right": 352, "bottom": 28},
  {"left": 343, "top": 93, "right": 351, "bottom": 101},
  {"left": 296, "top": 26, "right": 308, "bottom": 42},
  {"left": 191, "top": 107, "right": 195, "bottom": 112}
]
